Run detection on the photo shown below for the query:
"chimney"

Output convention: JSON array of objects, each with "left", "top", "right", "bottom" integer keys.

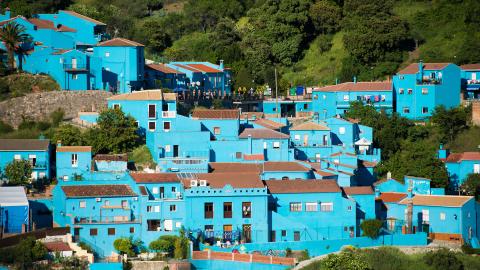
[
  {"left": 418, "top": 60, "right": 424, "bottom": 80},
  {"left": 375, "top": 188, "right": 380, "bottom": 198},
  {"left": 248, "top": 134, "right": 252, "bottom": 154},
  {"left": 335, "top": 78, "right": 339, "bottom": 85},
  {"left": 5, "top": 7, "right": 10, "bottom": 19},
  {"left": 387, "top": 171, "right": 392, "bottom": 180},
  {"left": 57, "top": 140, "right": 62, "bottom": 147},
  {"left": 353, "top": 76, "right": 357, "bottom": 84},
  {"left": 219, "top": 60, "right": 224, "bottom": 70},
  {"left": 406, "top": 187, "right": 413, "bottom": 234}
]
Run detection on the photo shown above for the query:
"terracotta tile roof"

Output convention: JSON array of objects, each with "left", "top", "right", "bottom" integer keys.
[
  {"left": 445, "top": 152, "right": 480, "bottom": 162},
  {"left": 192, "top": 109, "right": 239, "bottom": 119},
  {"left": 130, "top": 173, "right": 180, "bottom": 183},
  {"left": 56, "top": 146, "right": 91, "bottom": 152},
  {"left": 314, "top": 81, "right": 392, "bottom": 92},
  {"left": 243, "top": 154, "right": 264, "bottom": 161},
  {"left": 397, "top": 63, "right": 450, "bottom": 74},
  {"left": 343, "top": 186, "right": 374, "bottom": 195},
  {"left": 254, "top": 119, "right": 286, "bottom": 130},
  {"left": 97, "top": 38, "right": 144, "bottom": 47},
  {"left": 330, "top": 152, "right": 357, "bottom": 157},
  {"left": 460, "top": 64, "right": 480, "bottom": 70},
  {"left": 61, "top": 185, "right": 136, "bottom": 197},
  {"left": 263, "top": 162, "right": 310, "bottom": 172},
  {"left": 308, "top": 163, "right": 337, "bottom": 177},
  {"left": 108, "top": 90, "right": 176, "bottom": 101},
  {"left": 405, "top": 176, "right": 431, "bottom": 181},
  {"left": 209, "top": 163, "right": 262, "bottom": 173},
  {"left": 146, "top": 63, "right": 185, "bottom": 74},
  {"left": 266, "top": 179, "right": 341, "bottom": 194},
  {"left": 241, "top": 112, "right": 264, "bottom": 120},
  {"left": 187, "top": 64, "right": 222, "bottom": 73},
  {"left": 61, "top": 10, "right": 106, "bottom": 25},
  {"left": 94, "top": 154, "right": 128, "bottom": 162},
  {"left": 51, "top": 49, "right": 73, "bottom": 55},
  {"left": 138, "top": 186, "right": 148, "bottom": 196},
  {"left": 44, "top": 241, "right": 72, "bottom": 252},
  {"left": 184, "top": 173, "right": 264, "bottom": 189},
  {"left": 290, "top": 121, "right": 330, "bottom": 131},
  {"left": 239, "top": 128, "right": 289, "bottom": 139},
  {"left": 376, "top": 192, "right": 407, "bottom": 203},
  {"left": 399, "top": 195, "right": 473, "bottom": 207},
  {"left": 373, "top": 178, "right": 402, "bottom": 186},
  {"left": 0, "top": 16, "right": 26, "bottom": 27},
  {"left": 0, "top": 139, "right": 50, "bottom": 151},
  {"left": 360, "top": 160, "right": 378, "bottom": 168},
  {"left": 28, "top": 18, "right": 76, "bottom": 32}
]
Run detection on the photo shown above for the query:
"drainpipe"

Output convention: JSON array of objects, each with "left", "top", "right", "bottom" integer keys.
[
  {"left": 406, "top": 188, "right": 413, "bottom": 234},
  {"left": 248, "top": 135, "right": 252, "bottom": 155}
]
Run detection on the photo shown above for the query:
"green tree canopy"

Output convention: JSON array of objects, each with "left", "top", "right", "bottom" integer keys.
[
  {"left": 5, "top": 159, "right": 32, "bottom": 186},
  {"left": 360, "top": 219, "right": 383, "bottom": 239}
]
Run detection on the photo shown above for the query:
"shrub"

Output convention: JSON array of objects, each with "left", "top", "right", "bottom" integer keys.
[
  {"left": 174, "top": 235, "right": 189, "bottom": 260},
  {"left": 114, "top": 237, "right": 135, "bottom": 257},
  {"left": 360, "top": 219, "right": 384, "bottom": 239},
  {"left": 423, "top": 248, "right": 464, "bottom": 270},
  {"left": 298, "top": 249, "right": 310, "bottom": 262},
  {"left": 50, "top": 108, "right": 65, "bottom": 127},
  {"left": 149, "top": 235, "right": 178, "bottom": 257},
  {"left": 321, "top": 250, "right": 370, "bottom": 270},
  {"left": 0, "top": 120, "right": 14, "bottom": 134}
]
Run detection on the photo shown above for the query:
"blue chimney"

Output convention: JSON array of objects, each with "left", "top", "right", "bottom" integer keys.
[
  {"left": 219, "top": 60, "right": 224, "bottom": 70},
  {"left": 353, "top": 76, "right": 357, "bottom": 83},
  {"left": 418, "top": 60, "right": 424, "bottom": 80}
]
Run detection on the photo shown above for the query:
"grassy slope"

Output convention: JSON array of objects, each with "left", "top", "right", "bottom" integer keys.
[
  {"left": 447, "top": 126, "right": 480, "bottom": 153},
  {"left": 282, "top": 32, "right": 347, "bottom": 86}
]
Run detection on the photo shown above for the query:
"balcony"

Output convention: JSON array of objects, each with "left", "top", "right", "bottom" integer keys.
[
  {"left": 417, "top": 78, "right": 442, "bottom": 85},
  {"left": 73, "top": 215, "right": 141, "bottom": 224},
  {"left": 162, "top": 111, "right": 177, "bottom": 118},
  {"left": 63, "top": 63, "right": 88, "bottom": 72},
  {"left": 30, "top": 161, "right": 47, "bottom": 169}
]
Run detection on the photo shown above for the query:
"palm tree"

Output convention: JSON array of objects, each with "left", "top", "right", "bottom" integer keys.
[{"left": 0, "top": 22, "right": 32, "bottom": 71}]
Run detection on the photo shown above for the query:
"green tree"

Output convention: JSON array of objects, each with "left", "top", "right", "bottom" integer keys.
[
  {"left": 50, "top": 108, "right": 65, "bottom": 127},
  {"left": 149, "top": 235, "right": 178, "bottom": 257},
  {"left": 14, "top": 237, "right": 47, "bottom": 270},
  {"left": 0, "top": 22, "right": 32, "bottom": 71},
  {"left": 113, "top": 237, "right": 135, "bottom": 257},
  {"left": 423, "top": 248, "right": 464, "bottom": 270},
  {"left": 5, "top": 159, "right": 32, "bottom": 186},
  {"left": 431, "top": 105, "right": 470, "bottom": 144},
  {"left": 322, "top": 249, "right": 371, "bottom": 270},
  {"left": 174, "top": 233, "right": 189, "bottom": 260},
  {"left": 53, "top": 124, "right": 84, "bottom": 146},
  {"left": 309, "top": 0, "right": 342, "bottom": 34},
  {"left": 360, "top": 219, "right": 383, "bottom": 239},
  {"left": 460, "top": 174, "right": 480, "bottom": 200}
]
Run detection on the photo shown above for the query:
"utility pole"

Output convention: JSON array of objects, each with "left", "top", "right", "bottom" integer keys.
[{"left": 275, "top": 67, "right": 279, "bottom": 118}]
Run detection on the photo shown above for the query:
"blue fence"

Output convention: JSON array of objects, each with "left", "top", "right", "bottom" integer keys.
[
  {"left": 201, "top": 233, "right": 428, "bottom": 257},
  {"left": 190, "top": 260, "right": 289, "bottom": 270}
]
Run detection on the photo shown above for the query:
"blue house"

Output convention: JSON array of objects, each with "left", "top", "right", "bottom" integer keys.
[
  {"left": 393, "top": 61, "right": 461, "bottom": 120},
  {"left": 0, "top": 186, "right": 29, "bottom": 234},
  {"left": 262, "top": 100, "right": 312, "bottom": 118},
  {"left": 56, "top": 145, "right": 93, "bottom": 182},
  {"left": 374, "top": 176, "right": 436, "bottom": 196},
  {"left": 312, "top": 81, "right": 393, "bottom": 120},
  {"left": 0, "top": 139, "right": 52, "bottom": 181},
  {"left": 290, "top": 121, "right": 331, "bottom": 161},
  {"left": 145, "top": 63, "right": 187, "bottom": 90},
  {"left": 439, "top": 147, "right": 480, "bottom": 190},
  {"left": 460, "top": 64, "right": 480, "bottom": 100},
  {"left": 343, "top": 186, "right": 375, "bottom": 236}
]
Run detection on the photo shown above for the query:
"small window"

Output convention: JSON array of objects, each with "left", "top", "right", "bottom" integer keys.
[
  {"left": 108, "top": 228, "right": 115, "bottom": 235},
  {"left": 72, "top": 74, "right": 78, "bottom": 80},
  {"left": 343, "top": 95, "right": 349, "bottom": 101},
  {"left": 339, "top": 127, "right": 345, "bottom": 134},
  {"left": 403, "top": 107, "right": 410, "bottom": 114},
  {"left": 242, "top": 202, "right": 251, "bottom": 218},
  {"left": 104, "top": 200, "right": 110, "bottom": 206},
  {"left": 130, "top": 227, "right": 135, "bottom": 233},
  {"left": 347, "top": 205, "right": 352, "bottom": 211},
  {"left": 399, "top": 88, "right": 404, "bottom": 94},
  {"left": 306, "top": 202, "right": 318, "bottom": 212},
  {"left": 281, "top": 230, "right": 287, "bottom": 237},
  {"left": 236, "top": 152, "right": 242, "bottom": 159},
  {"left": 223, "top": 202, "right": 232, "bottom": 218},
  {"left": 165, "top": 145, "right": 171, "bottom": 152},
  {"left": 407, "top": 88, "right": 413, "bottom": 94},
  {"left": 303, "top": 104, "right": 308, "bottom": 109},
  {"left": 422, "top": 209, "right": 429, "bottom": 223},
  {"left": 290, "top": 202, "right": 302, "bottom": 212},
  {"left": 163, "top": 121, "right": 171, "bottom": 131},
  {"left": 14, "top": 154, "right": 21, "bottom": 160},
  {"left": 422, "top": 107, "right": 429, "bottom": 114},
  {"left": 147, "top": 206, "right": 153, "bottom": 212},
  {"left": 105, "top": 52, "right": 110, "bottom": 57},
  {"left": 148, "top": 104, "right": 156, "bottom": 118},
  {"left": 205, "top": 202, "right": 214, "bottom": 219},
  {"left": 294, "top": 231, "right": 300, "bottom": 241},
  {"left": 273, "top": 142, "right": 280, "bottom": 148},
  {"left": 90, "top": 228, "right": 98, "bottom": 236},
  {"left": 121, "top": 200, "right": 128, "bottom": 208},
  {"left": 147, "top": 220, "right": 161, "bottom": 231},
  {"left": 170, "top": 205, "right": 176, "bottom": 212},
  {"left": 172, "top": 187, "right": 177, "bottom": 193},
  {"left": 148, "top": 121, "right": 156, "bottom": 131},
  {"left": 440, "top": 213, "right": 446, "bottom": 221},
  {"left": 320, "top": 202, "right": 333, "bottom": 212},
  {"left": 113, "top": 104, "right": 120, "bottom": 110},
  {"left": 79, "top": 201, "right": 86, "bottom": 208},
  {"left": 294, "top": 134, "right": 300, "bottom": 140},
  {"left": 422, "top": 88, "right": 428, "bottom": 94},
  {"left": 154, "top": 206, "right": 160, "bottom": 212},
  {"left": 214, "top": 127, "right": 221, "bottom": 135},
  {"left": 134, "top": 121, "right": 139, "bottom": 128},
  {"left": 71, "top": 153, "right": 78, "bottom": 167},
  {"left": 152, "top": 187, "right": 159, "bottom": 194},
  {"left": 263, "top": 142, "right": 267, "bottom": 149}
]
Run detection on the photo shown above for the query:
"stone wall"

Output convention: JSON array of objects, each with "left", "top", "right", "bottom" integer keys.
[
  {"left": 0, "top": 90, "right": 112, "bottom": 128},
  {"left": 472, "top": 101, "right": 480, "bottom": 126}
]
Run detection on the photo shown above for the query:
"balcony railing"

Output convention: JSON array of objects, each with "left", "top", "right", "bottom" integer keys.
[
  {"left": 73, "top": 215, "right": 141, "bottom": 224},
  {"left": 162, "top": 111, "right": 176, "bottom": 118},
  {"left": 63, "top": 63, "right": 88, "bottom": 72},
  {"left": 417, "top": 78, "right": 442, "bottom": 85}
]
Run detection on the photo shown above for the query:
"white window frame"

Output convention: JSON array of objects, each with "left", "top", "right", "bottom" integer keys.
[
  {"left": 71, "top": 153, "right": 78, "bottom": 167},
  {"left": 72, "top": 74, "right": 78, "bottom": 80},
  {"left": 343, "top": 94, "right": 349, "bottom": 101},
  {"left": 152, "top": 187, "right": 159, "bottom": 194},
  {"left": 105, "top": 52, "right": 110, "bottom": 57},
  {"left": 422, "top": 209, "right": 429, "bottom": 223},
  {"left": 294, "top": 134, "right": 300, "bottom": 140},
  {"left": 163, "top": 121, "right": 171, "bottom": 132},
  {"left": 320, "top": 202, "right": 333, "bottom": 212},
  {"left": 148, "top": 121, "right": 156, "bottom": 131},
  {"left": 214, "top": 127, "right": 221, "bottom": 135},
  {"left": 305, "top": 202, "right": 318, "bottom": 212},
  {"left": 165, "top": 145, "right": 171, "bottom": 153},
  {"left": 263, "top": 142, "right": 267, "bottom": 149},
  {"left": 273, "top": 142, "right": 280, "bottom": 149},
  {"left": 154, "top": 206, "right": 160, "bottom": 213},
  {"left": 290, "top": 202, "right": 302, "bottom": 212},
  {"left": 407, "top": 88, "right": 413, "bottom": 94},
  {"left": 339, "top": 127, "right": 345, "bottom": 135},
  {"left": 79, "top": 201, "right": 86, "bottom": 208},
  {"left": 421, "top": 88, "right": 428, "bottom": 94},
  {"left": 474, "top": 164, "right": 480, "bottom": 174},
  {"left": 399, "top": 88, "right": 404, "bottom": 94},
  {"left": 440, "top": 212, "right": 446, "bottom": 221},
  {"left": 14, "top": 154, "right": 21, "bottom": 160}
]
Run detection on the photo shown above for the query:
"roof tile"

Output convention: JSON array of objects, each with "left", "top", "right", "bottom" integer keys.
[
  {"left": 107, "top": 90, "right": 176, "bottom": 101},
  {"left": 192, "top": 109, "right": 239, "bottom": 119},
  {"left": 130, "top": 173, "right": 180, "bottom": 183},
  {"left": 97, "top": 38, "right": 144, "bottom": 47},
  {"left": 57, "top": 146, "right": 91, "bottom": 152},
  {"left": 266, "top": 179, "right": 340, "bottom": 194},
  {"left": 239, "top": 128, "right": 289, "bottom": 139},
  {"left": 254, "top": 119, "right": 286, "bottom": 130},
  {"left": 290, "top": 121, "right": 330, "bottom": 131},
  {"left": 376, "top": 192, "right": 407, "bottom": 203},
  {"left": 146, "top": 64, "right": 185, "bottom": 74},
  {"left": 314, "top": 81, "right": 392, "bottom": 92},
  {"left": 61, "top": 185, "right": 136, "bottom": 197},
  {"left": 397, "top": 63, "right": 450, "bottom": 74},
  {"left": 398, "top": 195, "right": 473, "bottom": 207},
  {"left": 343, "top": 186, "right": 374, "bottom": 195},
  {"left": 184, "top": 172, "right": 264, "bottom": 189},
  {"left": 263, "top": 162, "right": 310, "bottom": 172},
  {"left": 0, "top": 139, "right": 50, "bottom": 151}
]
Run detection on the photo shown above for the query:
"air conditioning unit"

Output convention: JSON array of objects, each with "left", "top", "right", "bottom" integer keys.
[
  {"left": 199, "top": 180, "right": 207, "bottom": 186},
  {"left": 95, "top": 198, "right": 101, "bottom": 202},
  {"left": 176, "top": 192, "right": 183, "bottom": 199},
  {"left": 133, "top": 197, "right": 138, "bottom": 201},
  {"left": 190, "top": 180, "right": 198, "bottom": 187}
]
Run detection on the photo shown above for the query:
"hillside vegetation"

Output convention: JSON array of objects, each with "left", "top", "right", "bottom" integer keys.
[
  {"left": 0, "top": 73, "right": 60, "bottom": 101},
  {"left": 1, "top": 0, "right": 479, "bottom": 93}
]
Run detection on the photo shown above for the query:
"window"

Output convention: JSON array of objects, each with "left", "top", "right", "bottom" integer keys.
[
  {"left": 242, "top": 202, "right": 252, "bottom": 218},
  {"left": 14, "top": 154, "right": 21, "bottom": 160},
  {"left": 214, "top": 127, "right": 221, "bottom": 135},
  {"left": 281, "top": 230, "right": 287, "bottom": 237},
  {"left": 79, "top": 201, "right": 86, "bottom": 208},
  {"left": 172, "top": 187, "right": 177, "bottom": 193},
  {"left": 422, "top": 88, "right": 428, "bottom": 94},
  {"left": 473, "top": 164, "right": 480, "bottom": 174},
  {"left": 28, "top": 154, "right": 36, "bottom": 166},
  {"left": 104, "top": 200, "right": 110, "bottom": 206},
  {"left": 306, "top": 202, "right": 318, "bottom": 212},
  {"left": 407, "top": 88, "right": 413, "bottom": 94},
  {"left": 108, "top": 228, "right": 115, "bottom": 235},
  {"left": 440, "top": 213, "right": 446, "bottom": 221},
  {"left": 165, "top": 145, "right": 171, "bottom": 152},
  {"left": 290, "top": 202, "right": 302, "bottom": 212},
  {"left": 163, "top": 121, "right": 171, "bottom": 131},
  {"left": 148, "top": 121, "right": 156, "bottom": 131},
  {"left": 303, "top": 104, "right": 308, "bottom": 109},
  {"left": 320, "top": 202, "right": 333, "bottom": 212},
  {"left": 422, "top": 209, "right": 429, "bottom": 223},
  {"left": 148, "top": 104, "right": 156, "bottom": 118},
  {"left": 263, "top": 142, "right": 267, "bottom": 149},
  {"left": 164, "top": 220, "right": 173, "bottom": 231},
  {"left": 339, "top": 127, "right": 345, "bottom": 134},
  {"left": 273, "top": 142, "right": 280, "bottom": 149},
  {"left": 147, "top": 206, "right": 153, "bottom": 212},
  {"left": 323, "top": 135, "right": 328, "bottom": 145},
  {"left": 347, "top": 205, "right": 352, "bottom": 211},
  {"left": 152, "top": 187, "right": 159, "bottom": 194},
  {"left": 343, "top": 95, "right": 349, "bottom": 101},
  {"left": 147, "top": 219, "right": 161, "bottom": 231},
  {"left": 236, "top": 152, "right": 242, "bottom": 159},
  {"left": 154, "top": 206, "right": 160, "bottom": 212},
  {"left": 422, "top": 107, "right": 429, "bottom": 114},
  {"left": 72, "top": 74, "right": 78, "bottom": 80},
  {"left": 121, "top": 200, "right": 128, "bottom": 208},
  {"left": 294, "top": 135, "right": 300, "bottom": 140},
  {"left": 71, "top": 154, "right": 78, "bottom": 167},
  {"left": 223, "top": 202, "right": 232, "bottom": 218},
  {"left": 162, "top": 103, "right": 168, "bottom": 111},
  {"left": 294, "top": 231, "right": 300, "bottom": 241},
  {"left": 105, "top": 52, "right": 110, "bottom": 57},
  {"left": 113, "top": 104, "right": 120, "bottom": 110},
  {"left": 205, "top": 203, "right": 214, "bottom": 219},
  {"left": 130, "top": 227, "right": 135, "bottom": 233},
  {"left": 90, "top": 228, "right": 98, "bottom": 236},
  {"left": 381, "top": 95, "right": 386, "bottom": 101},
  {"left": 170, "top": 205, "right": 176, "bottom": 212},
  {"left": 403, "top": 107, "right": 410, "bottom": 114}
]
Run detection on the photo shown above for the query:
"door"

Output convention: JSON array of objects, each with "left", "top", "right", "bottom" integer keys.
[
  {"left": 294, "top": 231, "right": 300, "bottom": 241},
  {"left": 270, "top": 230, "right": 276, "bottom": 242},
  {"left": 160, "top": 187, "right": 164, "bottom": 198},
  {"left": 242, "top": 224, "right": 252, "bottom": 243},
  {"left": 73, "top": 228, "right": 80, "bottom": 242},
  {"left": 173, "top": 145, "right": 179, "bottom": 157},
  {"left": 71, "top": 58, "right": 77, "bottom": 69},
  {"left": 223, "top": 225, "right": 232, "bottom": 241}
]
